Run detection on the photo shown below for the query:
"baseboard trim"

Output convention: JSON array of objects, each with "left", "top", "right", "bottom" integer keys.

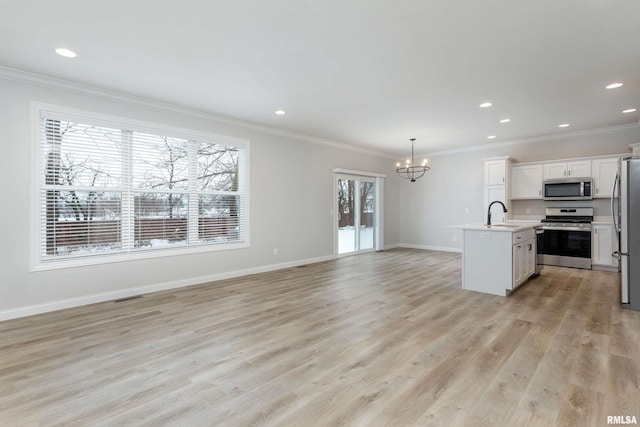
[
  {"left": 0, "top": 255, "right": 335, "bottom": 322},
  {"left": 591, "top": 264, "right": 620, "bottom": 273},
  {"left": 383, "top": 244, "right": 402, "bottom": 250}
]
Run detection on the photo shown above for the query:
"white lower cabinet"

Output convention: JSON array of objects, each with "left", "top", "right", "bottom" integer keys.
[
  {"left": 592, "top": 224, "right": 619, "bottom": 269},
  {"left": 512, "top": 243, "right": 524, "bottom": 287},
  {"left": 462, "top": 227, "right": 536, "bottom": 296},
  {"left": 512, "top": 237, "right": 535, "bottom": 289}
]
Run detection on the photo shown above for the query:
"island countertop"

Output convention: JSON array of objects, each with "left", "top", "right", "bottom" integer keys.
[{"left": 445, "top": 221, "right": 542, "bottom": 233}]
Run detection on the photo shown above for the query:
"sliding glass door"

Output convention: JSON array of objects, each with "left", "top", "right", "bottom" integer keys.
[{"left": 337, "top": 176, "right": 376, "bottom": 254}]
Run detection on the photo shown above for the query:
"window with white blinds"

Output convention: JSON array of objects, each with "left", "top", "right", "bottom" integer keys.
[{"left": 34, "top": 105, "right": 248, "bottom": 267}]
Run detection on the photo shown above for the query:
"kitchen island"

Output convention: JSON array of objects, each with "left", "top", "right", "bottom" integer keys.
[{"left": 451, "top": 222, "right": 541, "bottom": 296}]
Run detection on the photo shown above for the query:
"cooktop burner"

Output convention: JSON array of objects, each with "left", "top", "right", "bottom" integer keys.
[
  {"left": 542, "top": 207, "right": 594, "bottom": 224},
  {"left": 541, "top": 217, "right": 593, "bottom": 224}
]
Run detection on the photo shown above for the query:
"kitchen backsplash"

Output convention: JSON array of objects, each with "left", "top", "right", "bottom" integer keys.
[{"left": 512, "top": 198, "right": 614, "bottom": 220}]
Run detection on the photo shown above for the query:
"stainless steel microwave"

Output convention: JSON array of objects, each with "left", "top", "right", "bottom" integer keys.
[{"left": 543, "top": 177, "right": 593, "bottom": 200}]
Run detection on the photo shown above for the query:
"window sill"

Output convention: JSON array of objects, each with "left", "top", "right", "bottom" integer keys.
[{"left": 31, "top": 241, "right": 250, "bottom": 272}]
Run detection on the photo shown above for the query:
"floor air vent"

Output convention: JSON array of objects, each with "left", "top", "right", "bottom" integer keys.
[{"left": 114, "top": 295, "right": 142, "bottom": 303}]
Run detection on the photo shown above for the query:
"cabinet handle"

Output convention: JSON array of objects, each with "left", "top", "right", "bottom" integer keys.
[
  {"left": 596, "top": 188, "right": 599, "bottom": 194},
  {"left": 564, "top": 170, "right": 567, "bottom": 176},
  {"left": 502, "top": 177, "right": 505, "bottom": 183},
  {"left": 528, "top": 244, "right": 532, "bottom": 250},
  {"left": 539, "top": 190, "right": 541, "bottom": 195}
]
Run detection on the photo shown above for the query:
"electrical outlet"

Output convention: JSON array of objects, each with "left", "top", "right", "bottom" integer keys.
[
  {"left": 465, "top": 208, "right": 470, "bottom": 214},
  {"left": 273, "top": 248, "right": 278, "bottom": 256},
  {"left": 452, "top": 236, "right": 457, "bottom": 242}
]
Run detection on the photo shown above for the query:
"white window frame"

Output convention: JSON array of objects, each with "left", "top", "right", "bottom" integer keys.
[{"left": 30, "top": 102, "right": 250, "bottom": 271}]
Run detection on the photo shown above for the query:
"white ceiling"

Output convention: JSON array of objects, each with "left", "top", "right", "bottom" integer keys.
[{"left": 1, "top": 0, "right": 639, "bottom": 156}]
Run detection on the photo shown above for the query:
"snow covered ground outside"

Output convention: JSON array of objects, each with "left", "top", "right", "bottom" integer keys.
[{"left": 338, "top": 226, "right": 374, "bottom": 254}]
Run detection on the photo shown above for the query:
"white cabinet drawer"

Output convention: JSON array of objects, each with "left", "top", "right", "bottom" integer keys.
[{"left": 512, "top": 228, "right": 534, "bottom": 244}]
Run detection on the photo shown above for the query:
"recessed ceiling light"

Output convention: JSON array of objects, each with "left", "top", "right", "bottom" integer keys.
[
  {"left": 487, "top": 135, "right": 496, "bottom": 139},
  {"left": 622, "top": 108, "right": 637, "bottom": 114},
  {"left": 606, "top": 82, "right": 623, "bottom": 89},
  {"left": 558, "top": 123, "right": 570, "bottom": 128},
  {"left": 55, "top": 48, "right": 77, "bottom": 58},
  {"left": 274, "top": 110, "right": 286, "bottom": 115},
  {"left": 480, "top": 102, "right": 493, "bottom": 108},
  {"left": 499, "top": 118, "right": 511, "bottom": 123}
]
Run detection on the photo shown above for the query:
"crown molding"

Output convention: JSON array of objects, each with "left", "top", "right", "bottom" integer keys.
[
  {"left": 3, "top": 66, "right": 634, "bottom": 161},
  {"left": 426, "top": 123, "right": 640, "bottom": 157},
  {"left": 0, "top": 66, "right": 394, "bottom": 159}
]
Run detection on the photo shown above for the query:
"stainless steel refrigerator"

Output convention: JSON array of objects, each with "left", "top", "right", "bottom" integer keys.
[{"left": 612, "top": 156, "right": 640, "bottom": 311}]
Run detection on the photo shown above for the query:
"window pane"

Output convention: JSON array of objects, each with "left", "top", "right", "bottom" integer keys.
[
  {"left": 38, "top": 108, "right": 249, "bottom": 267},
  {"left": 43, "top": 120, "right": 122, "bottom": 188},
  {"left": 360, "top": 181, "right": 375, "bottom": 250},
  {"left": 43, "top": 190, "right": 122, "bottom": 257},
  {"left": 132, "top": 133, "right": 189, "bottom": 190},
  {"left": 198, "top": 195, "right": 241, "bottom": 243},
  {"left": 197, "top": 143, "right": 239, "bottom": 191},
  {"left": 338, "top": 179, "right": 355, "bottom": 254},
  {"left": 134, "top": 193, "right": 188, "bottom": 249}
]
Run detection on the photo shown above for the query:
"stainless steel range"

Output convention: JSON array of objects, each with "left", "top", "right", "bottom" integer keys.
[{"left": 540, "top": 207, "right": 593, "bottom": 269}]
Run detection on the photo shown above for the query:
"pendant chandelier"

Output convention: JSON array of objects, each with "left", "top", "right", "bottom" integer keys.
[{"left": 396, "top": 138, "right": 430, "bottom": 182}]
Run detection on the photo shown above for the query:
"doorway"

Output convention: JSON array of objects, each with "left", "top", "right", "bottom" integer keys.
[{"left": 336, "top": 176, "right": 376, "bottom": 255}]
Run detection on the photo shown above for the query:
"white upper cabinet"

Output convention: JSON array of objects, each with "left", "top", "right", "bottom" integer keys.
[
  {"left": 592, "top": 157, "right": 620, "bottom": 198},
  {"left": 485, "top": 159, "right": 507, "bottom": 185},
  {"left": 511, "top": 164, "right": 543, "bottom": 199},
  {"left": 543, "top": 160, "right": 591, "bottom": 179},
  {"left": 543, "top": 162, "right": 568, "bottom": 180},
  {"left": 568, "top": 160, "right": 592, "bottom": 178}
]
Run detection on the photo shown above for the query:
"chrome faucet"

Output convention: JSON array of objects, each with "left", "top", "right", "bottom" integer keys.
[{"left": 487, "top": 200, "right": 508, "bottom": 227}]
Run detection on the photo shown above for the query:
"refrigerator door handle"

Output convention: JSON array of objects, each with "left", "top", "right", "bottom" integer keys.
[{"left": 612, "top": 168, "right": 621, "bottom": 260}]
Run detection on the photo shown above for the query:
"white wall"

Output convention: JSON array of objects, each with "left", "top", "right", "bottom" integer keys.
[
  {"left": 399, "top": 125, "right": 640, "bottom": 250},
  {"left": 0, "top": 75, "right": 400, "bottom": 319}
]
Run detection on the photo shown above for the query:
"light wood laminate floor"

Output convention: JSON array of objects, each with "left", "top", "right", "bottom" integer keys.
[{"left": 1, "top": 249, "right": 639, "bottom": 426}]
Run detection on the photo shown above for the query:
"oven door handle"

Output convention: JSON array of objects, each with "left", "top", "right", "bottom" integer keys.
[{"left": 542, "top": 226, "right": 592, "bottom": 232}]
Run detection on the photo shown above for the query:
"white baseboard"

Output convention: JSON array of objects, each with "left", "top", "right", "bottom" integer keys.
[
  {"left": 383, "top": 244, "right": 402, "bottom": 250},
  {"left": 0, "top": 255, "right": 335, "bottom": 322}
]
